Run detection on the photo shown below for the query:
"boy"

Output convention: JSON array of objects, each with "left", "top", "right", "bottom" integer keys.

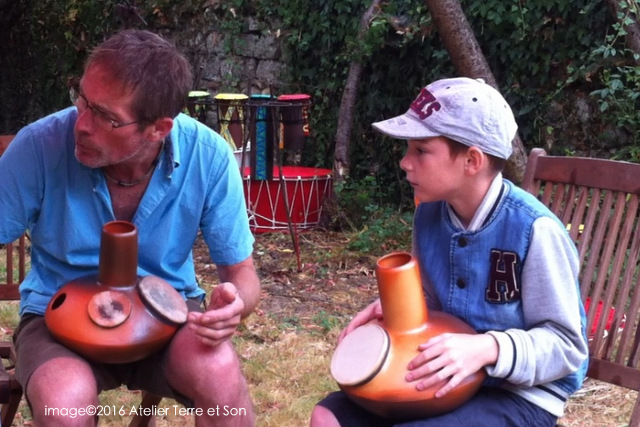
[{"left": 311, "top": 77, "right": 588, "bottom": 426}]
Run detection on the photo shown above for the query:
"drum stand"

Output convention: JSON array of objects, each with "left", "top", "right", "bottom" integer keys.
[{"left": 240, "top": 98, "right": 305, "bottom": 271}]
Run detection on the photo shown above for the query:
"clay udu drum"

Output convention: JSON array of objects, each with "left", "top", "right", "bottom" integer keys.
[
  {"left": 45, "top": 221, "right": 188, "bottom": 364},
  {"left": 330, "top": 252, "right": 485, "bottom": 419}
]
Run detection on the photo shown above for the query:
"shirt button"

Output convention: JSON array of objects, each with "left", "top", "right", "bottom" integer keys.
[
  {"left": 457, "top": 278, "right": 466, "bottom": 289},
  {"left": 458, "top": 237, "right": 468, "bottom": 247}
]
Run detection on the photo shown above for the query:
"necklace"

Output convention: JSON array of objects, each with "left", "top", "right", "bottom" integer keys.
[{"left": 103, "top": 139, "right": 165, "bottom": 187}]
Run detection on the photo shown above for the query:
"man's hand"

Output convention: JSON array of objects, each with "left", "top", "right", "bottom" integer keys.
[{"left": 187, "top": 282, "right": 245, "bottom": 347}]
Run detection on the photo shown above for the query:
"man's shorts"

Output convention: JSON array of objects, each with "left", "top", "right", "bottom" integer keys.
[{"left": 14, "top": 297, "right": 205, "bottom": 407}]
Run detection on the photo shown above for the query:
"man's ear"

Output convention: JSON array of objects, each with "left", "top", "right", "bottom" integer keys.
[{"left": 145, "top": 117, "right": 173, "bottom": 143}]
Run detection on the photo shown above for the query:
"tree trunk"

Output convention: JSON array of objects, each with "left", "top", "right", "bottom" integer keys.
[
  {"left": 333, "top": 0, "right": 382, "bottom": 181},
  {"left": 423, "top": 0, "right": 527, "bottom": 183}
]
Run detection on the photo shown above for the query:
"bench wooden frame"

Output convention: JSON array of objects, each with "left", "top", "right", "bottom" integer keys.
[{"left": 522, "top": 147, "right": 640, "bottom": 424}]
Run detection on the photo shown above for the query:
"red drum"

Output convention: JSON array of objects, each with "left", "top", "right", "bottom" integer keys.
[{"left": 242, "top": 166, "right": 332, "bottom": 233}]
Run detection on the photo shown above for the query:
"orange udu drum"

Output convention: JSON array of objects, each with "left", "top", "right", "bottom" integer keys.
[
  {"left": 242, "top": 166, "right": 332, "bottom": 233},
  {"left": 45, "top": 221, "right": 188, "bottom": 364},
  {"left": 330, "top": 252, "right": 485, "bottom": 419}
]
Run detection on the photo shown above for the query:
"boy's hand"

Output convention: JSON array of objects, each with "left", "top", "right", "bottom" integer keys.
[
  {"left": 406, "top": 333, "right": 498, "bottom": 397},
  {"left": 338, "top": 298, "right": 384, "bottom": 342}
]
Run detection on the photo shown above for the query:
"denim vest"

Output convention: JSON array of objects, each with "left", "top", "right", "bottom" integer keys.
[{"left": 414, "top": 181, "right": 588, "bottom": 402}]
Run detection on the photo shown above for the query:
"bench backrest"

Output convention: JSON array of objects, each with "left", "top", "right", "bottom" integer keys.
[{"left": 522, "top": 147, "right": 640, "bottom": 424}]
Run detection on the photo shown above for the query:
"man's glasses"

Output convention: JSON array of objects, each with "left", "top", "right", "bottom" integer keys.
[{"left": 71, "top": 90, "right": 139, "bottom": 131}]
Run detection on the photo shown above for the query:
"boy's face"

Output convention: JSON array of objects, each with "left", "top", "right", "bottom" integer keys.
[{"left": 400, "top": 137, "right": 467, "bottom": 204}]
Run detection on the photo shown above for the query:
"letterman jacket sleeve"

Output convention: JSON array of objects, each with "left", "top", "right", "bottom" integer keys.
[{"left": 484, "top": 216, "right": 589, "bottom": 385}]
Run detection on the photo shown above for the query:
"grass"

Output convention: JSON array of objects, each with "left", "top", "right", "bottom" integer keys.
[{"left": 2, "top": 231, "right": 638, "bottom": 426}]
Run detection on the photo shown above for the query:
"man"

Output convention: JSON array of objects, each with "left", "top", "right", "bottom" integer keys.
[{"left": 0, "top": 29, "right": 260, "bottom": 426}]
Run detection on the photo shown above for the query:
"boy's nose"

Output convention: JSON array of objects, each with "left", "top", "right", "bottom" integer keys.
[{"left": 399, "top": 155, "right": 411, "bottom": 171}]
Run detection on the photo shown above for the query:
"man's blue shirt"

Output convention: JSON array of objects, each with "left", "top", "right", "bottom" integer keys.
[{"left": 0, "top": 107, "right": 254, "bottom": 316}]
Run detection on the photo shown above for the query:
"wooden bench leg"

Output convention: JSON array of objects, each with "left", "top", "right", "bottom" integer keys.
[{"left": 1, "top": 383, "right": 23, "bottom": 427}]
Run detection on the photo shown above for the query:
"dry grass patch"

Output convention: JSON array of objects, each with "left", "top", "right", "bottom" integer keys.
[{"left": 2, "top": 230, "right": 639, "bottom": 425}]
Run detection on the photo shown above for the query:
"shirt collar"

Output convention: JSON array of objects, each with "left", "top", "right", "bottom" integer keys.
[
  {"left": 164, "top": 133, "right": 179, "bottom": 177},
  {"left": 448, "top": 173, "right": 504, "bottom": 231}
]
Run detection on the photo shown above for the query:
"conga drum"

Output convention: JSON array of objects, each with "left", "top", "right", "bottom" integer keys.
[
  {"left": 45, "top": 221, "right": 188, "bottom": 364},
  {"left": 330, "top": 252, "right": 485, "bottom": 419},
  {"left": 277, "top": 94, "right": 311, "bottom": 164},
  {"left": 248, "top": 94, "right": 275, "bottom": 181},
  {"left": 185, "top": 90, "right": 212, "bottom": 123},
  {"left": 214, "top": 93, "right": 248, "bottom": 150}
]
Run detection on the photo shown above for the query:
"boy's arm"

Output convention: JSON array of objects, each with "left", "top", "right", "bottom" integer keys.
[{"left": 484, "top": 216, "right": 588, "bottom": 386}]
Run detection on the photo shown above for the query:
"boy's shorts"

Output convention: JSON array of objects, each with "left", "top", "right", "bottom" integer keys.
[
  {"left": 14, "top": 297, "right": 205, "bottom": 407},
  {"left": 317, "top": 388, "right": 558, "bottom": 427}
]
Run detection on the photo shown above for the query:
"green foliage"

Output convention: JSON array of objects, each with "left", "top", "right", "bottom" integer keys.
[
  {"left": 578, "top": 0, "right": 640, "bottom": 162},
  {"left": 250, "top": 0, "right": 614, "bottom": 204},
  {"left": 311, "top": 310, "right": 342, "bottom": 334},
  {"left": 591, "top": 66, "right": 640, "bottom": 154},
  {"left": 332, "top": 175, "right": 413, "bottom": 253},
  {"left": 2, "top": 0, "right": 637, "bottom": 225},
  {"left": 346, "top": 206, "right": 413, "bottom": 254}
]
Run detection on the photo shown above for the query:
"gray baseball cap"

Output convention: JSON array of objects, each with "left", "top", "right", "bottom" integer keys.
[{"left": 372, "top": 77, "right": 517, "bottom": 160}]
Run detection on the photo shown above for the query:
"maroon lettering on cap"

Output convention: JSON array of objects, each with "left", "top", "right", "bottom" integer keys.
[{"left": 410, "top": 88, "right": 441, "bottom": 120}]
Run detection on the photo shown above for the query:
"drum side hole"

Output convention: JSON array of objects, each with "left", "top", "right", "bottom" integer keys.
[{"left": 51, "top": 293, "right": 67, "bottom": 310}]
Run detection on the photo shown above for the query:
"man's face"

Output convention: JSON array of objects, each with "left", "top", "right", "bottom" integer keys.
[{"left": 73, "top": 64, "right": 149, "bottom": 169}]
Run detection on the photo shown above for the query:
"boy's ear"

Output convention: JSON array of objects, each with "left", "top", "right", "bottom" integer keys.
[{"left": 464, "top": 146, "right": 485, "bottom": 175}]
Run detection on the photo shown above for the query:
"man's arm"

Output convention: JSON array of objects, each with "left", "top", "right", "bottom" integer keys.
[
  {"left": 187, "top": 255, "right": 261, "bottom": 347},
  {"left": 217, "top": 255, "right": 261, "bottom": 319}
]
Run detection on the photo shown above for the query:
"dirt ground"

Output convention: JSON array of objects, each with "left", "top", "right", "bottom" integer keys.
[{"left": 193, "top": 229, "right": 382, "bottom": 327}]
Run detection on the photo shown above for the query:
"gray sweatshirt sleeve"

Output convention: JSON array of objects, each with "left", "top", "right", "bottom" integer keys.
[{"left": 484, "top": 216, "right": 589, "bottom": 385}]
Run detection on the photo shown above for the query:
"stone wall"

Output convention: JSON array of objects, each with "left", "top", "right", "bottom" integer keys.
[
  {"left": 182, "top": 17, "right": 289, "bottom": 96},
  {"left": 169, "top": 17, "right": 291, "bottom": 131}
]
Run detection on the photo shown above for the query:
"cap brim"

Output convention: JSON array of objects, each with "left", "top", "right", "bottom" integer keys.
[{"left": 372, "top": 113, "right": 440, "bottom": 140}]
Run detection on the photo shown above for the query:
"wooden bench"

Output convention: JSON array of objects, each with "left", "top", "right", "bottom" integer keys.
[
  {"left": 0, "top": 235, "right": 26, "bottom": 426},
  {"left": 0, "top": 135, "right": 160, "bottom": 426},
  {"left": 0, "top": 134, "right": 28, "bottom": 426},
  {"left": 522, "top": 147, "right": 640, "bottom": 425}
]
